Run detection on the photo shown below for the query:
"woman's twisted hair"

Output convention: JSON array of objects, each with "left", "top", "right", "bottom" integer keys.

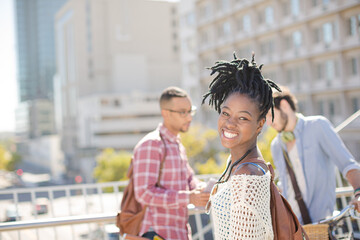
[{"left": 202, "top": 53, "right": 281, "bottom": 121}]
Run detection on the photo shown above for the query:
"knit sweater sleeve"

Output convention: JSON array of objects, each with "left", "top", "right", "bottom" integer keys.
[{"left": 229, "top": 173, "right": 273, "bottom": 239}]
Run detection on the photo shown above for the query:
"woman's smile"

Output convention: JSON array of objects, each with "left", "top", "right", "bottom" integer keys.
[{"left": 222, "top": 129, "right": 238, "bottom": 139}]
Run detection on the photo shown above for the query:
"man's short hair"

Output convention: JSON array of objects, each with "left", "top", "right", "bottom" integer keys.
[
  {"left": 273, "top": 86, "right": 298, "bottom": 111},
  {"left": 160, "top": 86, "right": 188, "bottom": 108}
]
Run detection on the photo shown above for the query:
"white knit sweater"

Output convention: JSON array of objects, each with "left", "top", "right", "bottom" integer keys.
[{"left": 210, "top": 172, "right": 273, "bottom": 240}]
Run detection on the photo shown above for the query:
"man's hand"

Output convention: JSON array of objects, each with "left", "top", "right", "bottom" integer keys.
[
  {"left": 350, "top": 194, "right": 360, "bottom": 212},
  {"left": 189, "top": 190, "right": 210, "bottom": 207}
]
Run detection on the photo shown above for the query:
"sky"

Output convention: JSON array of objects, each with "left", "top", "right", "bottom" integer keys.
[{"left": 0, "top": 0, "right": 17, "bottom": 132}]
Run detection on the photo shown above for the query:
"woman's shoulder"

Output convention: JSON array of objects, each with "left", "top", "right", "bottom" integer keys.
[{"left": 232, "top": 159, "right": 268, "bottom": 176}]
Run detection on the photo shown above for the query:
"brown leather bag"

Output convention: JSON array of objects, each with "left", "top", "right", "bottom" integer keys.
[
  {"left": 116, "top": 135, "right": 166, "bottom": 236},
  {"left": 244, "top": 159, "right": 309, "bottom": 240}
]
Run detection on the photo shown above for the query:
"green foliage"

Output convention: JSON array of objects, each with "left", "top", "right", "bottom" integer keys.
[
  {"left": 0, "top": 143, "right": 21, "bottom": 171},
  {"left": 258, "top": 127, "right": 278, "bottom": 166},
  {"left": 93, "top": 148, "right": 132, "bottom": 183}
]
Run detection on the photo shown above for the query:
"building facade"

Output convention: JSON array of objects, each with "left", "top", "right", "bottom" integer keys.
[
  {"left": 55, "top": 0, "right": 181, "bottom": 182},
  {"left": 14, "top": 0, "right": 67, "bottom": 102},
  {"left": 179, "top": 0, "right": 360, "bottom": 159}
]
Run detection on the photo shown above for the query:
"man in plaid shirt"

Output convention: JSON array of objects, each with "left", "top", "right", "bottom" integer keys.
[{"left": 133, "top": 87, "right": 210, "bottom": 240}]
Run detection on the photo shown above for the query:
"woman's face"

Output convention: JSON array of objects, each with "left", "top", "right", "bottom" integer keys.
[{"left": 217, "top": 92, "right": 265, "bottom": 152}]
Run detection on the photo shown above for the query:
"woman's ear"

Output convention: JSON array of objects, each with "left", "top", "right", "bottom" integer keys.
[
  {"left": 257, "top": 118, "right": 265, "bottom": 135},
  {"left": 280, "top": 99, "right": 291, "bottom": 112}
]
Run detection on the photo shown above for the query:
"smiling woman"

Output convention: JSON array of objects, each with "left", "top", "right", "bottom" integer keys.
[{"left": 201, "top": 53, "right": 307, "bottom": 240}]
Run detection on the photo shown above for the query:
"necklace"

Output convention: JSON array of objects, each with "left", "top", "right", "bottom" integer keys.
[{"left": 218, "top": 146, "right": 256, "bottom": 183}]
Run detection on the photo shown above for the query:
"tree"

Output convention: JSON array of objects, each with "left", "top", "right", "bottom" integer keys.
[
  {"left": 195, "top": 151, "right": 229, "bottom": 174},
  {"left": 0, "top": 144, "right": 21, "bottom": 171},
  {"left": 93, "top": 148, "right": 132, "bottom": 183},
  {"left": 258, "top": 126, "right": 278, "bottom": 166},
  {"left": 181, "top": 123, "right": 228, "bottom": 174}
]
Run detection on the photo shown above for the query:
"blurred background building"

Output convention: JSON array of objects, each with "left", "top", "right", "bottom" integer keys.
[
  {"left": 54, "top": 0, "right": 181, "bottom": 182},
  {"left": 178, "top": 0, "right": 360, "bottom": 159},
  {"left": 10, "top": 0, "right": 360, "bottom": 183},
  {"left": 14, "top": 0, "right": 68, "bottom": 181}
]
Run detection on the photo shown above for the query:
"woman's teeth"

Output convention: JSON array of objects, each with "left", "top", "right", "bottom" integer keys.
[{"left": 224, "top": 131, "right": 237, "bottom": 138}]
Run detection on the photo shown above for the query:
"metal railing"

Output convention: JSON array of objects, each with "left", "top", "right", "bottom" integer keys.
[
  {"left": 0, "top": 176, "right": 217, "bottom": 240},
  {"left": 0, "top": 182, "right": 358, "bottom": 240}
]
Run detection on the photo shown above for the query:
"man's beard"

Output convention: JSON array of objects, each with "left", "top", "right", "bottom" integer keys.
[{"left": 279, "top": 110, "right": 288, "bottom": 132}]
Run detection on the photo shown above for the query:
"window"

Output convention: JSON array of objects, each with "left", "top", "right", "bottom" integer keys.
[
  {"left": 284, "top": 35, "right": 291, "bottom": 50},
  {"left": 186, "top": 13, "right": 195, "bottom": 26},
  {"left": 293, "top": 31, "right": 302, "bottom": 48},
  {"left": 265, "top": 6, "right": 274, "bottom": 25},
  {"left": 243, "top": 15, "right": 251, "bottom": 32},
  {"left": 329, "top": 100, "right": 335, "bottom": 120},
  {"left": 199, "top": 4, "right": 211, "bottom": 20},
  {"left": 351, "top": 57, "right": 358, "bottom": 75},
  {"left": 351, "top": 97, "right": 359, "bottom": 113},
  {"left": 314, "top": 27, "right": 321, "bottom": 43},
  {"left": 223, "top": 21, "right": 231, "bottom": 36},
  {"left": 325, "top": 60, "right": 336, "bottom": 80},
  {"left": 316, "top": 63, "right": 323, "bottom": 79},
  {"left": 318, "top": 100, "right": 324, "bottom": 115},
  {"left": 220, "top": 0, "right": 230, "bottom": 11},
  {"left": 218, "top": 23, "right": 230, "bottom": 37},
  {"left": 236, "top": 17, "right": 242, "bottom": 32},
  {"left": 349, "top": 16, "right": 357, "bottom": 36},
  {"left": 323, "top": 22, "right": 333, "bottom": 44},
  {"left": 291, "top": 0, "right": 300, "bottom": 16},
  {"left": 200, "top": 31, "right": 209, "bottom": 44}
]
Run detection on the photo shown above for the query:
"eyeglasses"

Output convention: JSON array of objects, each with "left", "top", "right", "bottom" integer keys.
[{"left": 164, "top": 106, "right": 197, "bottom": 117}]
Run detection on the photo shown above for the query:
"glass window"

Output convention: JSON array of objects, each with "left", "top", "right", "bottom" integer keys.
[
  {"left": 349, "top": 16, "right": 357, "bottom": 36},
  {"left": 318, "top": 100, "right": 324, "bottom": 115},
  {"left": 236, "top": 17, "right": 242, "bottom": 31},
  {"left": 351, "top": 57, "right": 358, "bottom": 75},
  {"left": 291, "top": 0, "right": 300, "bottom": 16},
  {"left": 323, "top": 22, "right": 333, "bottom": 44},
  {"left": 284, "top": 35, "right": 291, "bottom": 50},
  {"left": 186, "top": 13, "right": 195, "bottom": 26},
  {"left": 316, "top": 63, "right": 323, "bottom": 79},
  {"left": 293, "top": 31, "right": 302, "bottom": 48},
  {"left": 243, "top": 15, "right": 251, "bottom": 32},
  {"left": 351, "top": 97, "right": 359, "bottom": 113},
  {"left": 314, "top": 27, "right": 321, "bottom": 43},
  {"left": 329, "top": 100, "right": 335, "bottom": 119},
  {"left": 221, "top": 0, "right": 230, "bottom": 11},
  {"left": 265, "top": 6, "right": 274, "bottom": 25},
  {"left": 223, "top": 21, "right": 231, "bottom": 36},
  {"left": 325, "top": 60, "right": 335, "bottom": 80}
]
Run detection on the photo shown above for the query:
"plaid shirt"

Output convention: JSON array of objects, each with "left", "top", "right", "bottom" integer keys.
[{"left": 133, "top": 123, "right": 199, "bottom": 240}]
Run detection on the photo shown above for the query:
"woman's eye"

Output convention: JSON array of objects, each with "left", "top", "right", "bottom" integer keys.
[
  {"left": 221, "top": 111, "right": 229, "bottom": 116},
  {"left": 239, "top": 117, "right": 248, "bottom": 120}
]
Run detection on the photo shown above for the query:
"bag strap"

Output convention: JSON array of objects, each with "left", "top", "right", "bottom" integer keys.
[
  {"left": 282, "top": 148, "right": 312, "bottom": 224},
  {"left": 156, "top": 133, "right": 167, "bottom": 186},
  {"left": 236, "top": 162, "right": 266, "bottom": 175}
]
